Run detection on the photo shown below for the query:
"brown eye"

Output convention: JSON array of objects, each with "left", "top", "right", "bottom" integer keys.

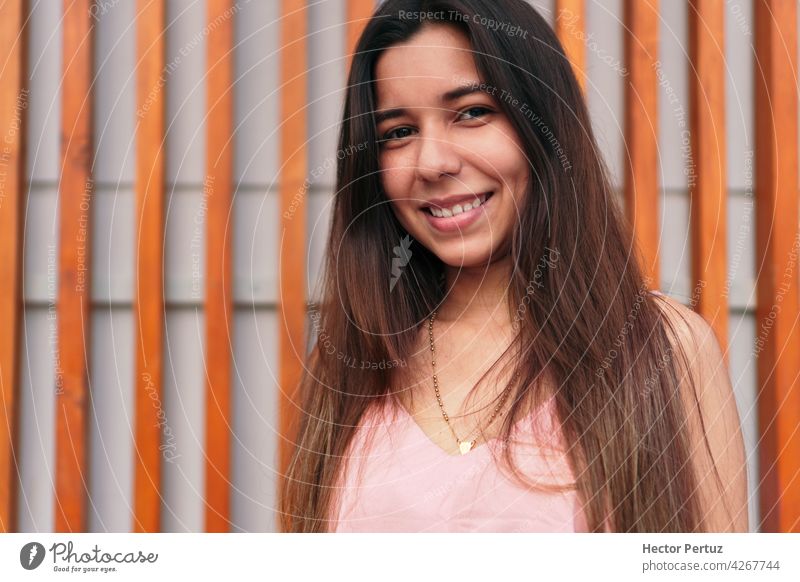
[
  {"left": 457, "top": 106, "right": 492, "bottom": 121},
  {"left": 379, "top": 126, "right": 415, "bottom": 142}
]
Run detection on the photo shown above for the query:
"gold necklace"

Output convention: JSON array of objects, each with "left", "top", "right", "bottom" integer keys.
[{"left": 427, "top": 309, "right": 513, "bottom": 454}]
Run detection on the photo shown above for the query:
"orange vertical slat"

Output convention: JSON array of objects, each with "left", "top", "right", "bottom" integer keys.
[
  {"left": 554, "top": 0, "right": 587, "bottom": 92},
  {"left": 753, "top": 0, "right": 800, "bottom": 532},
  {"left": 277, "top": 0, "right": 307, "bottom": 524},
  {"left": 56, "top": 0, "right": 94, "bottom": 532},
  {"left": 133, "top": 0, "right": 166, "bottom": 533},
  {"left": 346, "top": 0, "right": 373, "bottom": 71},
  {"left": 623, "top": 0, "right": 660, "bottom": 286},
  {"left": 204, "top": 0, "right": 235, "bottom": 532},
  {"left": 0, "top": 0, "right": 28, "bottom": 533},
  {"left": 688, "top": 0, "right": 728, "bottom": 354}
]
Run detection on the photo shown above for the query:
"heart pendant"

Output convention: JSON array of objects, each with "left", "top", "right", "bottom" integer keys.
[{"left": 459, "top": 440, "right": 474, "bottom": 455}]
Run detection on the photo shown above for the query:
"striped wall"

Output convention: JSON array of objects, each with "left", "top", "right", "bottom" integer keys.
[{"left": 0, "top": 0, "right": 797, "bottom": 533}]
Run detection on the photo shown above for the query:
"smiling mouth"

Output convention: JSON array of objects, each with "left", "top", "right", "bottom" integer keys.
[{"left": 423, "top": 192, "right": 495, "bottom": 217}]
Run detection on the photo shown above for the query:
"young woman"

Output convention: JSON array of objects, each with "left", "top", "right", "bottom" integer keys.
[{"left": 280, "top": 0, "right": 748, "bottom": 532}]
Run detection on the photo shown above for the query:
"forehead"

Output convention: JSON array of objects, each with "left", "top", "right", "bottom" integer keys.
[{"left": 374, "top": 25, "right": 481, "bottom": 108}]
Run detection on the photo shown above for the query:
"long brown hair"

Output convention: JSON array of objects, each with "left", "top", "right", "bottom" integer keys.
[{"left": 280, "top": 0, "right": 719, "bottom": 532}]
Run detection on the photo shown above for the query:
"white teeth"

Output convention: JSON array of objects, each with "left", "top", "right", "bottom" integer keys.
[{"left": 428, "top": 193, "right": 491, "bottom": 218}]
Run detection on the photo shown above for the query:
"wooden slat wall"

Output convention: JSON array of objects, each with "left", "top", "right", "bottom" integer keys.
[
  {"left": 277, "top": 0, "right": 308, "bottom": 525},
  {"left": 204, "top": 0, "right": 235, "bottom": 532},
  {"left": 132, "top": 0, "right": 166, "bottom": 533},
  {"left": 753, "top": 0, "right": 800, "bottom": 533},
  {"left": 55, "top": 0, "right": 94, "bottom": 532},
  {"left": 347, "top": 0, "right": 374, "bottom": 70},
  {"left": 0, "top": 0, "right": 27, "bottom": 534},
  {"left": 554, "top": 0, "right": 586, "bottom": 92},
  {"left": 688, "top": 0, "right": 728, "bottom": 355},
  {"left": 623, "top": 0, "right": 660, "bottom": 287}
]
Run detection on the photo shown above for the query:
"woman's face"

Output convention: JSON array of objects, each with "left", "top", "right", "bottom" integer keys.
[{"left": 374, "top": 24, "right": 530, "bottom": 268}]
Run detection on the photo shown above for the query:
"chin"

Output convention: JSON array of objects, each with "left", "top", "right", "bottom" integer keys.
[{"left": 433, "top": 243, "right": 496, "bottom": 269}]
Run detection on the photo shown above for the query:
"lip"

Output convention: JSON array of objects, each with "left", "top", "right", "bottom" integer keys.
[{"left": 422, "top": 191, "right": 494, "bottom": 233}]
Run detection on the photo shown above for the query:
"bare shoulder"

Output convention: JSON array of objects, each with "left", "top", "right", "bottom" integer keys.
[
  {"left": 649, "top": 291, "right": 750, "bottom": 532},
  {"left": 647, "top": 291, "right": 723, "bottom": 388},
  {"left": 648, "top": 291, "right": 709, "bottom": 343}
]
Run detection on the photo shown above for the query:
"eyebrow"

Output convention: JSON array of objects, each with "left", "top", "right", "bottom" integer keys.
[{"left": 373, "top": 84, "right": 491, "bottom": 125}]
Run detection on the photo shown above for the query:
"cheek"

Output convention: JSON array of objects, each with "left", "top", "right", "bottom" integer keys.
[
  {"left": 485, "top": 136, "right": 527, "bottom": 178},
  {"left": 380, "top": 157, "right": 420, "bottom": 208},
  {"left": 488, "top": 148, "right": 529, "bottom": 205},
  {"left": 478, "top": 120, "right": 526, "bottom": 164},
  {"left": 379, "top": 166, "right": 415, "bottom": 226}
]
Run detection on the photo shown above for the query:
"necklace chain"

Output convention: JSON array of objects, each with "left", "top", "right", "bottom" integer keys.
[{"left": 427, "top": 309, "right": 513, "bottom": 454}]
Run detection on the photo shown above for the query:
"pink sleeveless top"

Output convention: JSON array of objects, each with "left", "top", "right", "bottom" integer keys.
[{"left": 332, "top": 396, "right": 589, "bottom": 532}]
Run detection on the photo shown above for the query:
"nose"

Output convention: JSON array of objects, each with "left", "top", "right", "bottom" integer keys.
[{"left": 414, "top": 132, "right": 462, "bottom": 182}]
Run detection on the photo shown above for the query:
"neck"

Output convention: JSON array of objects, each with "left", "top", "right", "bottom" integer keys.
[{"left": 436, "top": 256, "right": 514, "bottom": 328}]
